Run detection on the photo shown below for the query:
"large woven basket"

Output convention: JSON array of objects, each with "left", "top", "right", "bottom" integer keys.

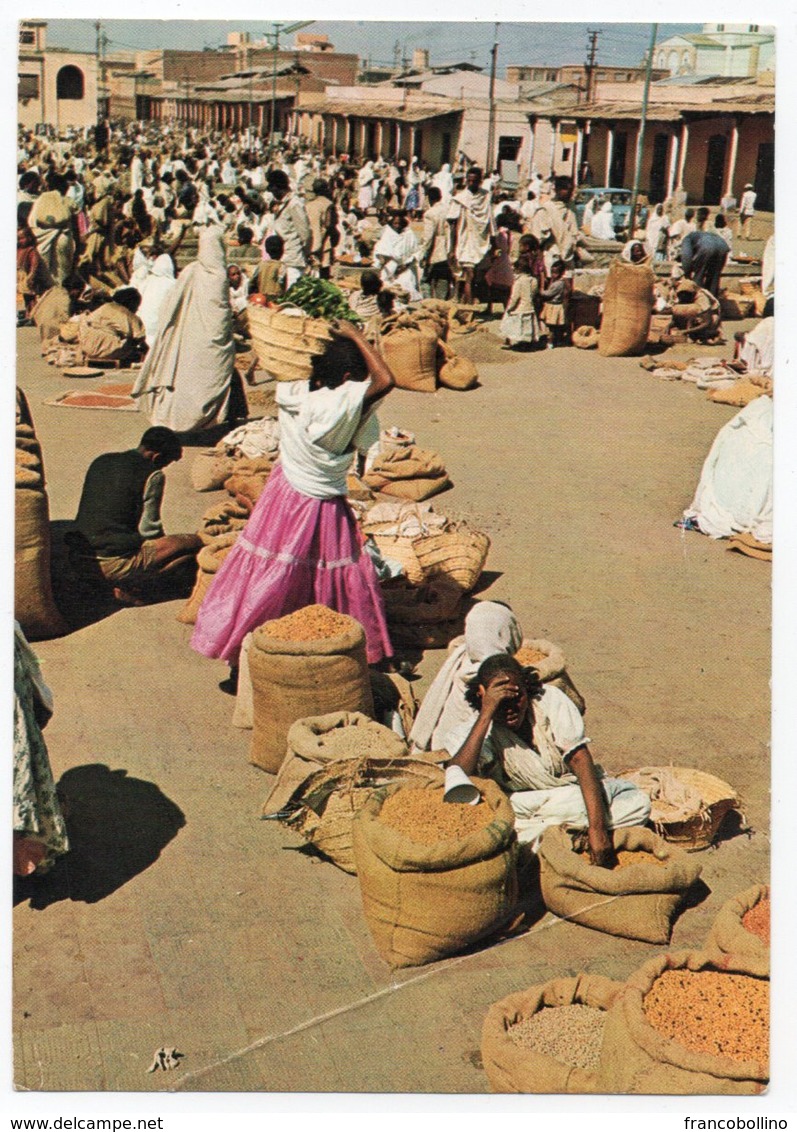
[
  {"left": 411, "top": 524, "right": 490, "bottom": 592},
  {"left": 247, "top": 304, "right": 333, "bottom": 381},
  {"left": 368, "top": 534, "right": 426, "bottom": 586},
  {"left": 616, "top": 766, "right": 740, "bottom": 851}
]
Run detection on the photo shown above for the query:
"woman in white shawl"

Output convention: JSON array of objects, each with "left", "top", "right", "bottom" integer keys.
[
  {"left": 132, "top": 227, "right": 234, "bottom": 432},
  {"left": 432, "top": 162, "right": 454, "bottom": 202},
  {"left": 590, "top": 200, "right": 616, "bottom": 242},
  {"left": 410, "top": 601, "right": 523, "bottom": 754},
  {"left": 221, "top": 159, "right": 238, "bottom": 187},
  {"left": 137, "top": 254, "right": 177, "bottom": 348},
  {"left": 357, "top": 162, "right": 376, "bottom": 211},
  {"left": 372, "top": 210, "right": 422, "bottom": 302},
  {"left": 645, "top": 203, "right": 670, "bottom": 261}
]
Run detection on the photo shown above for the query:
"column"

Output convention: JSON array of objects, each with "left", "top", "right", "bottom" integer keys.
[
  {"left": 375, "top": 120, "right": 383, "bottom": 159},
  {"left": 359, "top": 119, "right": 367, "bottom": 159},
  {"left": 527, "top": 116, "right": 537, "bottom": 175},
  {"left": 331, "top": 116, "right": 338, "bottom": 156},
  {"left": 724, "top": 118, "right": 740, "bottom": 200},
  {"left": 259, "top": 103, "right": 264, "bottom": 132},
  {"left": 574, "top": 125, "right": 584, "bottom": 188},
  {"left": 676, "top": 120, "right": 689, "bottom": 190},
  {"left": 549, "top": 119, "right": 559, "bottom": 177},
  {"left": 666, "top": 130, "right": 679, "bottom": 201},
  {"left": 344, "top": 116, "right": 351, "bottom": 154},
  {"left": 320, "top": 116, "right": 327, "bottom": 152},
  {"left": 395, "top": 121, "right": 402, "bottom": 160},
  {"left": 604, "top": 124, "right": 615, "bottom": 185},
  {"left": 409, "top": 125, "right": 416, "bottom": 159}
]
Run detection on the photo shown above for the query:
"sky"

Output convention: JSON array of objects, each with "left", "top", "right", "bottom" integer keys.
[{"left": 43, "top": 20, "right": 701, "bottom": 72}]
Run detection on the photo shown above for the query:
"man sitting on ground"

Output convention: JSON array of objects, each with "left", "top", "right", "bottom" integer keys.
[
  {"left": 71, "top": 426, "right": 202, "bottom": 605},
  {"left": 76, "top": 286, "right": 148, "bottom": 365}
]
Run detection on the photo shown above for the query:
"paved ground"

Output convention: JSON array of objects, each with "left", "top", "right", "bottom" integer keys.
[{"left": 12, "top": 300, "right": 770, "bottom": 1095}]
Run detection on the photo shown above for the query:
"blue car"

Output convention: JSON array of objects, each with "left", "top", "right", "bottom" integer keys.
[{"left": 573, "top": 188, "right": 648, "bottom": 239}]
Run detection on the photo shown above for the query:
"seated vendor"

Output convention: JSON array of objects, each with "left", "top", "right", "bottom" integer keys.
[
  {"left": 446, "top": 654, "right": 651, "bottom": 864},
  {"left": 76, "top": 286, "right": 148, "bottom": 365},
  {"left": 70, "top": 426, "right": 202, "bottom": 605},
  {"left": 670, "top": 278, "right": 722, "bottom": 343}
]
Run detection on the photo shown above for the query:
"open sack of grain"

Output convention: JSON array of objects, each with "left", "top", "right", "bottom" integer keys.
[
  {"left": 705, "top": 883, "right": 769, "bottom": 977},
  {"left": 176, "top": 532, "right": 238, "bottom": 625},
  {"left": 615, "top": 765, "right": 742, "bottom": 850},
  {"left": 352, "top": 778, "right": 519, "bottom": 968},
  {"left": 481, "top": 973, "right": 624, "bottom": 1094},
  {"left": 247, "top": 304, "right": 333, "bottom": 382},
  {"left": 538, "top": 825, "right": 703, "bottom": 944},
  {"left": 15, "top": 388, "right": 68, "bottom": 641},
  {"left": 514, "top": 638, "right": 586, "bottom": 715},
  {"left": 598, "top": 951, "right": 768, "bottom": 1094},
  {"left": 248, "top": 607, "right": 374, "bottom": 773}
]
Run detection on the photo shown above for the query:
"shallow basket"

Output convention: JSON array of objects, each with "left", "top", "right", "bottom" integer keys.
[
  {"left": 247, "top": 304, "right": 333, "bottom": 381},
  {"left": 411, "top": 524, "right": 490, "bottom": 592},
  {"left": 616, "top": 766, "right": 740, "bottom": 851},
  {"left": 368, "top": 534, "right": 426, "bottom": 586}
]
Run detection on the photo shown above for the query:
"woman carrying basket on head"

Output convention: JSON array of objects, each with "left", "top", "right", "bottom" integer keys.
[{"left": 191, "top": 322, "right": 395, "bottom": 681}]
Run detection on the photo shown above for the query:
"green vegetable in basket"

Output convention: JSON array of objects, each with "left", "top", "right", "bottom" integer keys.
[{"left": 284, "top": 276, "right": 360, "bottom": 323}]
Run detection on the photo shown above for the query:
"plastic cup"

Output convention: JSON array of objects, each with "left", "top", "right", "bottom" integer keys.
[{"left": 443, "top": 765, "right": 481, "bottom": 806}]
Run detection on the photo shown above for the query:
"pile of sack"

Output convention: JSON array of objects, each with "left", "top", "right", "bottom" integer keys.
[
  {"left": 361, "top": 426, "right": 451, "bottom": 502},
  {"left": 379, "top": 303, "right": 479, "bottom": 393}
]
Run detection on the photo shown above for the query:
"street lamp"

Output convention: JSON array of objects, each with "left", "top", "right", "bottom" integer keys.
[{"left": 262, "top": 20, "right": 313, "bottom": 145}]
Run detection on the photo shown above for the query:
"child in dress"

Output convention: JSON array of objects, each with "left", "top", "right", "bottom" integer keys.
[
  {"left": 540, "top": 260, "right": 568, "bottom": 348},
  {"left": 500, "top": 254, "right": 542, "bottom": 351}
]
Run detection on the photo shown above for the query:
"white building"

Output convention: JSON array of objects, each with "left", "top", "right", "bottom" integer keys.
[{"left": 654, "top": 24, "right": 774, "bottom": 79}]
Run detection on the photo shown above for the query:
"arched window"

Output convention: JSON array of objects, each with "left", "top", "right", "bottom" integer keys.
[{"left": 56, "top": 65, "right": 84, "bottom": 100}]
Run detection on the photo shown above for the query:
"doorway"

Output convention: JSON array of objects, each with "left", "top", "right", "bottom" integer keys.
[
  {"left": 702, "top": 133, "right": 727, "bottom": 204},
  {"left": 609, "top": 132, "right": 627, "bottom": 187},
  {"left": 648, "top": 133, "right": 670, "bottom": 202}
]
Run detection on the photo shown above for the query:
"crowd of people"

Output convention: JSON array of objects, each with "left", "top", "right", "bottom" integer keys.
[{"left": 14, "top": 116, "right": 773, "bottom": 880}]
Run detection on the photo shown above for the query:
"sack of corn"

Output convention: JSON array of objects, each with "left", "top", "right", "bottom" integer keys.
[
  {"left": 598, "top": 260, "right": 655, "bottom": 357},
  {"left": 249, "top": 608, "right": 374, "bottom": 773},
  {"left": 538, "top": 825, "right": 703, "bottom": 944},
  {"left": 279, "top": 754, "right": 444, "bottom": 874},
  {"left": 15, "top": 388, "right": 68, "bottom": 641},
  {"left": 705, "top": 884, "right": 769, "bottom": 977},
  {"left": 720, "top": 292, "right": 756, "bottom": 320},
  {"left": 176, "top": 532, "right": 238, "bottom": 625},
  {"left": 190, "top": 447, "right": 237, "bottom": 492},
  {"left": 198, "top": 497, "right": 251, "bottom": 544},
  {"left": 362, "top": 444, "right": 450, "bottom": 502},
  {"left": 615, "top": 766, "right": 741, "bottom": 851},
  {"left": 514, "top": 638, "right": 586, "bottom": 714},
  {"left": 481, "top": 973, "right": 624, "bottom": 1093},
  {"left": 379, "top": 314, "right": 439, "bottom": 393},
  {"left": 438, "top": 340, "right": 479, "bottom": 390},
  {"left": 598, "top": 951, "right": 769, "bottom": 1094},
  {"left": 247, "top": 304, "right": 333, "bottom": 382},
  {"left": 352, "top": 777, "right": 519, "bottom": 968},
  {"left": 411, "top": 522, "right": 490, "bottom": 593}
]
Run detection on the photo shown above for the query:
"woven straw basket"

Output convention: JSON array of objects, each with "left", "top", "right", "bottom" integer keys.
[
  {"left": 247, "top": 304, "right": 333, "bottom": 381},
  {"left": 617, "top": 766, "right": 740, "bottom": 851},
  {"left": 368, "top": 534, "right": 426, "bottom": 586},
  {"left": 411, "top": 525, "right": 490, "bottom": 592}
]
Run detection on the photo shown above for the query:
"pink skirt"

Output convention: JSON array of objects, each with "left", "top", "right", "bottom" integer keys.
[{"left": 191, "top": 464, "right": 393, "bottom": 665}]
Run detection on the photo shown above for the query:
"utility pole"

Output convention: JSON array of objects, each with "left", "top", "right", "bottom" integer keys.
[
  {"left": 629, "top": 23, "right": 658, "bottom": 238},
  {"left": 95, "top": 20, "right": 108, "bottom": 120},
  {"left": 584, "top": 28, "right": 600, "bottom": 104},
  {"left": 264, "top": 20, "right": 313, "bottom": 145},
  {"left": 485, "top": 23, "right": 500, "bottom": 174}
]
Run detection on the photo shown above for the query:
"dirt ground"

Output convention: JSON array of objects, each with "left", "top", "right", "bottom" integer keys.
[{"left": 12, "top": 313, "right": 770, "bottom": 1095}]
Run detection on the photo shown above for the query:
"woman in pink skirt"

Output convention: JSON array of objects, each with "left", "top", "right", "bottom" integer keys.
[{"left": 191, "top": 321, "right": 395, "bottom": 678}]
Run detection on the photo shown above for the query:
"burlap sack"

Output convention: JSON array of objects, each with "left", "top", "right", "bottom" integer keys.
[
  {"left": 572, "top": 325, "right": 599, "bottom": 349},
  {"left": 190, "top": 448, "right": 237, "bottom": 492},
  {"left": 369, "top": 670, "right": 418, "bottom": 739},
  {"left": 363, "top": 445, "right": 450, "bottom": 501},
  {"left": 224, "top": 456, "right": 273, "bottom": 505},
  {"left": 481, "top": 973, "right": 624, "bottom": 1093},
  {"left": 598, "top": 260, "right": 655, "bottom": 357},
  {"left": 380, "top": 320, "right": 439, "bottom": 393},
  {"left": 15, "top": 389, "right": 67, "bottom": 640},
  {"left": 514, "top": 638, "right": 586, "bottom": 715},
  {"left": 281, "top": 754, "right": 445, "bottom": 874},
  {"left": 538, "top": 825, "right": 703, "bottom": 944},
  {"left": 232, "top": 632, "right": 255, "bottom": 728},
  {"left": 198, "top": 498, "right": 251, "bottom": 544},
  {"left": 176, "top": 533, "right": 237, "bottom": 625},
  {"left": 249, "top": 618, "right": 374, "bottom": 773},
  {"left": 705, "top": 884, "right": 769, "bottom": 977},
  {"left": 438, "top": 350, "right": 479, "bottom": 391},
  {"left": 598, "top": 951, "right": 769, "bottom": 1094},
  {"left": 352, "top": 777, "right": 519, "bottom": 968},
  {"left": 720, "top": 292, "right": 756, "bottom": 320}
]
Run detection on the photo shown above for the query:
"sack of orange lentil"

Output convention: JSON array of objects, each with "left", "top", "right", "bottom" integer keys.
[
  {"left": 248, "top": 608, "right": 375, "bottom": 773},
  {"left": 705, "top": 883, "right": 769, "bottom": 978},
  {"left": 276, "top": 755, "right": 445, "bottom": 874},
  {"left": 480, "top": 973, "right": 625, "bottom": 1094},
  {"left": 538, "top": 825, "right": 702, "bottom": 944},
  {"left": 176, "top": 533, "right": 238, "bottom": 626},
  {"left": 598, "top": 951, "right": 769, "bottom": 1094},
  {"left": 352, "top": 778, "right": 519, "bottom": 968}
]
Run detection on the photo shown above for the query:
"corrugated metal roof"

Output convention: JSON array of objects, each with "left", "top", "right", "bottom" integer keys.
[
  {"left": 557, "top": 92, "right": 774, "bottom": 121},
  {"left": 297, "top": 94, "right": 461, "bottom": 122}
]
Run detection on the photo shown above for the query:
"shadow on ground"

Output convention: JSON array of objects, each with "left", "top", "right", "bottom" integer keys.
[{"left": 14, "top": 763, "right": 186, "bottom": 910}]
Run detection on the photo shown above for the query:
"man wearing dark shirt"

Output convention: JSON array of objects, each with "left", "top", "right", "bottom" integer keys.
[
  {"left": 681, "top": 207, "right": 729, "bottom": 297},
  {"left": 73, "top": 426, "right": 201, "bottom": 604}
]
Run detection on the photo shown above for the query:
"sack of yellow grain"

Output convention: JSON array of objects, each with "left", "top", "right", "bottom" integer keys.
[
  {"left": 598, "top": 951, "right": 769, "bottom": 1094},
  {"left": 514, "top": 637, "right": 586, "bottom": 715},
  {"left": 705, "top": 884, "right": 769, "bottom": 977},
  {"left": 247, "top": 303, "right": 333, "bottom": 381},
  {"left": 249, "top": 608, "right": 374, "bottom": 773},
  {"left": 598, "top": 260, "right": 655, "bottom": 357},
  {"left": 176, "top": 532, "right": 238, "bottom": 625},
  {"left": 352, "top": 777, "right": 519, "bottom": 968},
  {"left": 15, "top": 388, "right": 68, "bottom": 641},
  {"left": 481, "top": 973, "right": 624, "bottom": 1093},
  {"left": 538, "top": 825, "right": 703, "bottom": 944},
  {"left": 278, "top": 753, "right": 444, "bottom": 874}
]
